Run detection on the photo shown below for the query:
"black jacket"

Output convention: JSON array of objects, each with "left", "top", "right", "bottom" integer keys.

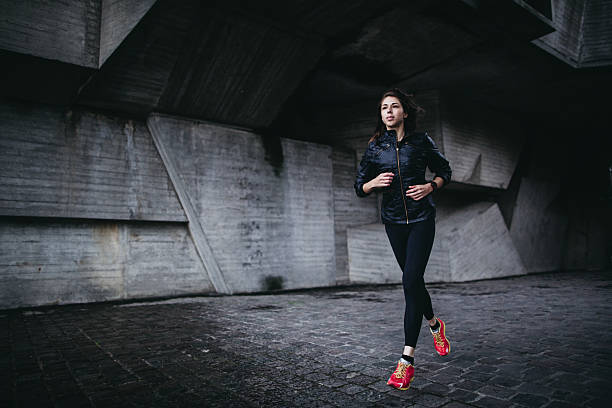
[{"left": 354, "top": 129, "right": 452, "bottom": 224}]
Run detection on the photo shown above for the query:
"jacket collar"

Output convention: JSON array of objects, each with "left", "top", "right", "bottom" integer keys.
[
  {"left": 380, "top": 128, "right": 425, "bottom": 144},
  {"left": 380, "top": 129, "right": 397, "bottom": 144}
]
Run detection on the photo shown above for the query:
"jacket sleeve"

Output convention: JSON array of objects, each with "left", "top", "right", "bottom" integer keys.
[
  {"left": 354, "top": 144, "right": 376, "bottom": 197},
  {"left": 425, "top": 134, "right": 452, "bottom": 187}
]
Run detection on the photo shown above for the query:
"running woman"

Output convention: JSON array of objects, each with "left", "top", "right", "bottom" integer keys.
[{"left": 354, "top": 88, "right": 452, "bottom": 390}]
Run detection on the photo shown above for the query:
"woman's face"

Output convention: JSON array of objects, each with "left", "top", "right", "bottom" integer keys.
[{"left": 380, "top": 96, "right": 407, "bottom": 129}]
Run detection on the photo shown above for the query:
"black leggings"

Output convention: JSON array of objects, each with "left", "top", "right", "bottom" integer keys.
[{"left": 384, "top": 217, "right": 436, "bottom": 348}]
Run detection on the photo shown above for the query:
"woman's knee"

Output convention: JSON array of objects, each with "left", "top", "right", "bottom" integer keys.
[{"left": 402, "top": 273, "right": 421, "bottom": 293}]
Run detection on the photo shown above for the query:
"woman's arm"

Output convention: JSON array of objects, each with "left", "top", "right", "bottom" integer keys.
[
  {"left": 355, "top": 143, "right": 395, "bottom": 197},
  {"left": 425, "top": 134, "right": 452, "bottom": 187},
  {"left": 354, "top": 145, "right": 375, "bottom": 197}
]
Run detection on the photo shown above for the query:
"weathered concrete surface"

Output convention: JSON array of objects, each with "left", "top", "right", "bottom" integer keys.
[
  {"left": 331, "top": 6, "right": 482, "bottom": 79},
  {"left": 533, "top": 0, "right": 612, "bottom": 68},
  {"left": 99, "top": 0, "right": 157, "bottom": 65},
  {"left": 2, "top": 270, "right": 610, "bottom": 407},
  {"left": 435, "top": 200, "right": 526, "bottom": 281},
  {"left": 347, "top": 198, "right": 526, "bottom": 284},
  {"left": 564, "top": 205, "right": 610, "bottom": 271},
  {"left": 148, "top": 114, "right": 336, "bottom": 294},
  {"left": 510, "top": 177, "right": 568, "bottom": 274},
  {"left": 147, "top": 115, "right": 229, "bottom": 295},
  {"left": 440, "top": 97, "right": 524, "bottom": 190},
  {"left": 347, "top": 223, "right": 398, "bottom": 284},
  {"left": 533, "top": 0, "right": 585, "bottom": 66},
  {"left": 332, "top": 148, "right": 379, "bottom": 284},
  {"left": 80, "top": 1, "right": 327, "bottom": 125},
  {"left": 0, "top": 0, "right": 101, "bottom": 67},
  {"left": 0, "top": 100, "right": 185, "bottom": 222},
  {"left": 77, "top": 0, "right": 401, "bottom": 124},
  {"left": 580, "top": 1, "right": 612, "bottom": 67},
  {"left": 0, "top": 219, "right": 213, "bottom": 310},
  {"left": 507, "top": 127, "right": 570, "bottom": 274}
]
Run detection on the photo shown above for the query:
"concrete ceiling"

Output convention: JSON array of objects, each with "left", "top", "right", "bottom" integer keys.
[
  {"left": 269, "top": 0, "right": 612, "bottom": 143},
  {"left": 1, "top": 0, "right": 610, "bottom": 139}
]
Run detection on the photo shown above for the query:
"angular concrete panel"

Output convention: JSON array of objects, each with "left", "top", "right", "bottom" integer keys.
[
  {"left": 510, "top": 176, "right": 568, "bottom": 273},
  {"left": 580, "top": 0, "right": 612, "bottom": 67},
  {"left": 0, "top": 100, "right": 185, "bottom": 222},
  {"left": 80, "top": 1, "right": 326, "bottom": 127},
  {"left": 0, "top": 219, "right": 213, "bottom": 310},
  {"left": 532, "top": 0, "right": 585, "bottom": 66},
  {"left": 100, "top": 0, "right": 157, "bottom": 66},
  {"left": 331, "top": 7, "right": 481, "bottom": 79},
  {"left": 148, "top": 114, "right": 336, "bottom": 294},
  {"left": 0, "top": 0, "right": 101, "bottom": 68},
  {"left": 440, "top": 96, "right": 524, "bottom": 189},
  {"left": 533, "top": 0, "right": 612, "bottom": 68},
  {"left": 348, "top": 200, "right": 525, "bottom": 284},
  {"left": 437, "top": 201, "right": 526, "bottom": 281}
]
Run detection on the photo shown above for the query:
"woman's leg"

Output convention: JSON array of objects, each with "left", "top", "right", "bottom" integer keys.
[
  {"left": 385, "top": 217, "right": 436, "bottom": 349},
  {"left": 403, "top": 217, "right": 435, "bottom": 348}
]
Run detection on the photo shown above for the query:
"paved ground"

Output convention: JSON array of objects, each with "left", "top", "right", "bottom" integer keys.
[{"left": 2, "top": 270, "right": 611, "bottom": 408}]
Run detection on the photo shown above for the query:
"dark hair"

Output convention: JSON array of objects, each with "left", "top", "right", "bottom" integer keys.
[{"left": 369, "top": 88, "right": 426, "bottom": 143}]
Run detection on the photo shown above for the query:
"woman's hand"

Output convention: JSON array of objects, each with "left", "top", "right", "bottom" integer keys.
[
  {"left": 363, "top": 172, "right": 394, "bottom": 194},
  {"left": 406, "top": 183, "right": 433, "bottom": 200}
]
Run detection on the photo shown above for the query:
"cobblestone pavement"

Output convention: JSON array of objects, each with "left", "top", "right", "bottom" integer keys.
[{"left": 2, "top": 270, "right": 611, "bottom": 408}]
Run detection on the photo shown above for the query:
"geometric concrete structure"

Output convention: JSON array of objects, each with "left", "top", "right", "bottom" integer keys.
[
  {"left": 99, "top": 0, "right": 157, "bottom": 66},
  {"left": 0, "top": 0, "right": 101, "bottom": 67},
  {"left": 533, "top": 0, "right": 612, "bottom": 68},
  {"left": 438, "top": 97, "right": 524, "bottom": 189},
  {"left": 434, "top": 200, "right": 526, "bottom": 281},
  {"left": 509, "top": 176, "right": 568, "bottom": 273},
  {"left": 148, "top": 114, "right": 337, "bottom": 295},
  {"left": 347, "top": 199, "right": 526, "bottom": 284},
  {"left": 0, "top": 0, "right": 609, "bottom": 308}
]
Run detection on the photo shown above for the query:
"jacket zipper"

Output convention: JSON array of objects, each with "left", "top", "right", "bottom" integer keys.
[{"left": 395, "top": 141, "right": 410, "bottom": 224}]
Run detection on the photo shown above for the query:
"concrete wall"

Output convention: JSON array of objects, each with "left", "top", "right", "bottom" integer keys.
[
  {"left": 332, "top": 148, "right": 378, "bottom": 283},
  {"left": 148, "top": 114, "right": 337, "bottom": 294},
  {"left": 1, "top": 100, "right": 379, "bottom": 307},
  {"left": 0, "top": 218, "right": 212, "bottom": 309},
  {"left": 0, "top": 100, "right": 227, "bottom": 309},
  {"left": 564, "top": 205, "right": 609, "bottom": 270},
  {"left": 0, "top": 100, "right": 185, "bottom": 222},
  {"left": 440, "top": 96, "right": 524, "bottom": 189}
]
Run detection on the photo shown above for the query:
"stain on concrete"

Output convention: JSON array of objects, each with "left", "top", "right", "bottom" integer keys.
[
  {"left": 261, "top": 133, "right": 284, "bottom": 176},
  {"left": 262, "top": 275, "right": 284, "bottom": 291}
]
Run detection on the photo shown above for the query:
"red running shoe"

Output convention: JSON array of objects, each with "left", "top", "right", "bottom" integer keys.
[
  {"left": 387, "top": 360, "right": 415, "bottom": 390},
  {"left": 430, "top": 317, "right": 450, "bottom": 356}
]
